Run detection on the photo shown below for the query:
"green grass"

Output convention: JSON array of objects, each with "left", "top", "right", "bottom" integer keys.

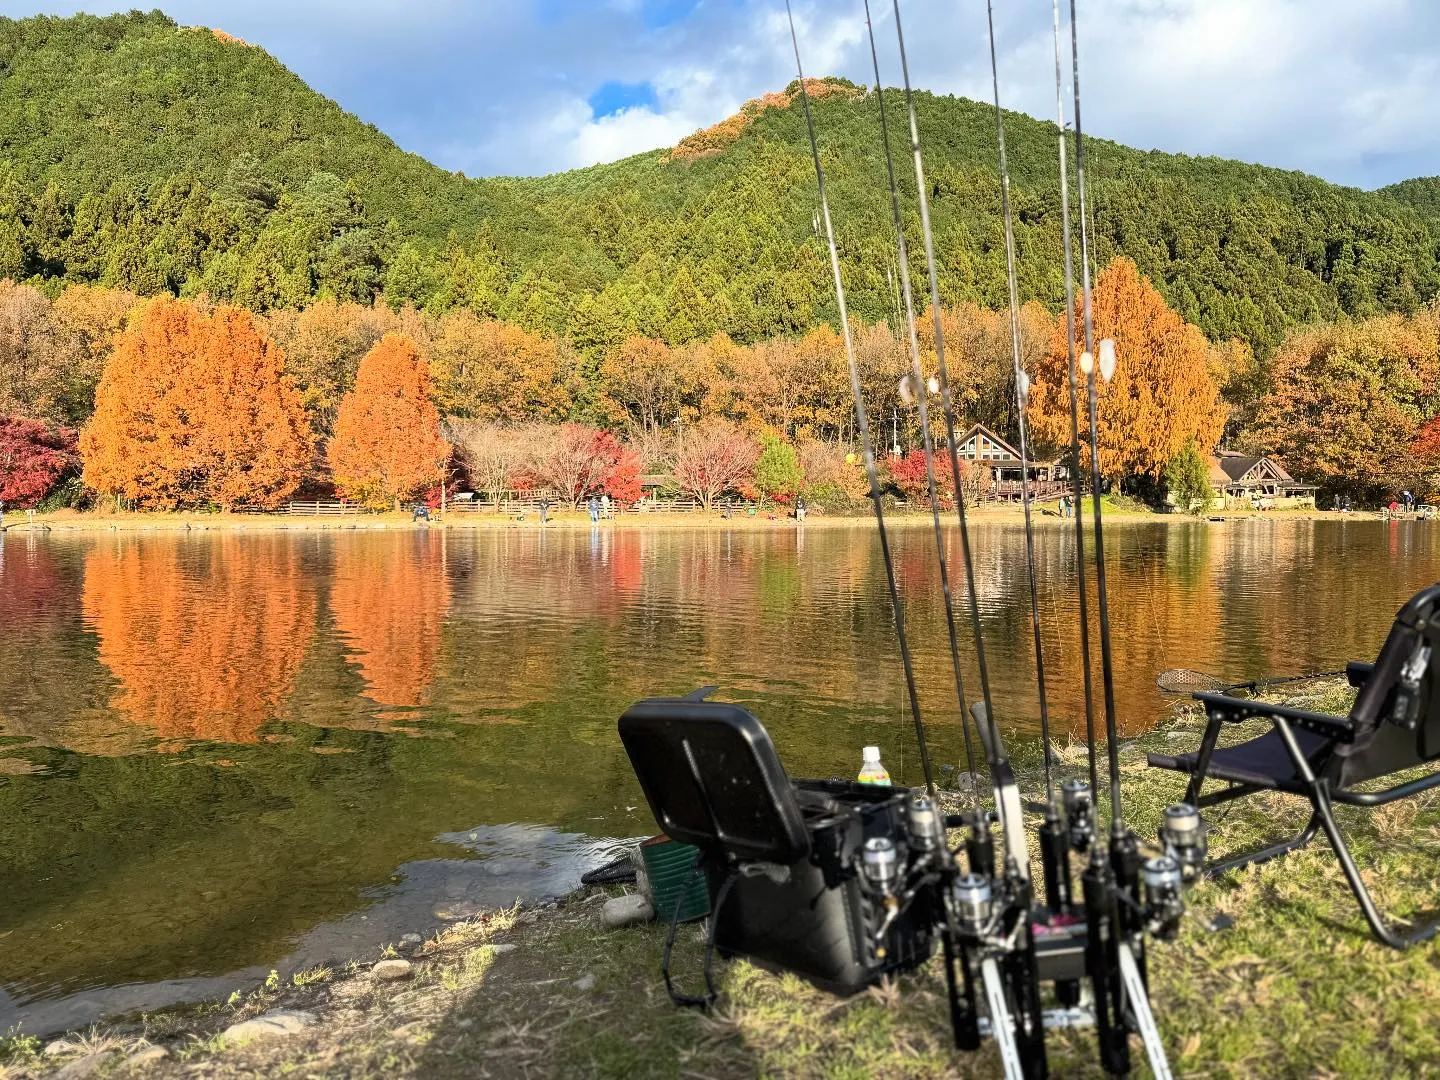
[{"left": 0, "top": 1031, "right": 41, "bottom": 1069}]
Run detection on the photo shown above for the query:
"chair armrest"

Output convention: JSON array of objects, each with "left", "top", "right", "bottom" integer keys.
[
  {"left": 1346, "top": 661, "right": 1375, "bottom": 688},
  {"left": 1193, "top": 691, "right": 1356, "bottom": 743}
]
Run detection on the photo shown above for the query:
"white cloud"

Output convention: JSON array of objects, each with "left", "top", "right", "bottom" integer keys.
[{"left": 565, "top": 103, "right": 696, "bottom": 169}]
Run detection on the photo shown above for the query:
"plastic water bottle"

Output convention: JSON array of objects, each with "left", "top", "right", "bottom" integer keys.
[{"left": 857, "top": 745, "right": 891, "bottom": 786}]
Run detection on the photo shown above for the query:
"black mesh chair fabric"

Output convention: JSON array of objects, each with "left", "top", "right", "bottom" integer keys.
[{"left": 1148, "top": 728, "right": 1330, "bottom": 792}]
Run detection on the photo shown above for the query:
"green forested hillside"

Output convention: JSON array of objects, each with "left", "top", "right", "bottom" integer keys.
[
  {"left": 1380, "top": 177, "right": 1440, "bottom": 223},
  {"left": 0, "top": 10, "right": 502, "bottom": 239},
  {"left": 1, "top": 9, "right": 1438, "bottom": 358}
]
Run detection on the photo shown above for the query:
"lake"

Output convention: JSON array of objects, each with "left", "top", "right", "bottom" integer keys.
[{"left": 1, "top": 518, "right": 1436, "bottom": 1034}]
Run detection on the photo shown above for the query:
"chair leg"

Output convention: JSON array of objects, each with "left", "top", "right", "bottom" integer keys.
[
  {"left": 1183, "top": 713, "right": 1225, "bottom": 807},
  {"left": 1271, "top": 717, "right": 1440, "bottom": 951},
  {"left": 1309, "top": 782, "right": 1440, "bottom": 950},
  {"left": 1203, "top": 811, "right": 1320, "bottom": 880}
]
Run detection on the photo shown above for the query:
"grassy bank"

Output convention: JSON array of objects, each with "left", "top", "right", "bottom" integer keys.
[
  {"left": 1, "top": 500, "right": 1361, "bottom": 536},
  {"left": 6, "top": 681, "right": 1439, "bottom": 1078}
]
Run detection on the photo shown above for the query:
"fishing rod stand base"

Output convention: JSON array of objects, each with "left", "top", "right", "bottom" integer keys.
[{"left": 975, "top": 1005, "right": 1095, "bottom": 1036}]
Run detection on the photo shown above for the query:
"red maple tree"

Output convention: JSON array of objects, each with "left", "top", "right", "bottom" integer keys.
[
  {"left": 0, "top": 414, "right": 78, "bottom": 507},
  {"left": 887, "top": 449, "right": 956, "bottom": 509},
  {"left": 672, "top": 419, "right": 759, "bottom": 509},
  {"left": 527, "top": 424, "right": 642, "bottom": 508}
]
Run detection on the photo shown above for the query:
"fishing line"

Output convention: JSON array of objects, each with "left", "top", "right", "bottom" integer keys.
[
  {"left": 1068, "top": 0, "right": 1124, "bottom": 828},
  {"left": 1052, "top": 0, "right": 1100, "bottom": 799},
  {"left": 862, "top": 0, "right": 979, "bottom": 796},
  {"left": 984, "top": 0, "right": 1055, "bottom": 806},
  {"left": 784, "top": 0, "right": 936, "bottom": 796},
  {"left": 887, "top": 0, "right": 1007, "bottom": 825}
]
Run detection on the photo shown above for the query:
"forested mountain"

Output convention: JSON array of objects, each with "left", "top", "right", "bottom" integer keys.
[
  {"left": 2, "top": 9, "right": 1438, "bottom": 360},
  {"left": 0, "top": 10, "right": 503, "bottom": 240},
  {"left": 1380, "top": 178, "right": 1440, "bottom": 224}
]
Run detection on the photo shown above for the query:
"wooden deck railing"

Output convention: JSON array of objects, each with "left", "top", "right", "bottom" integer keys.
[
  {"left": 283, "top": 500, "right": 365, "bottom": 516},
  {"left": 991, "top": 480, "right": 1070, "bottom": 501}
]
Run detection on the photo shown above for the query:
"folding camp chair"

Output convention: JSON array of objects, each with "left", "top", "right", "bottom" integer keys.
[{"left": 1147, "top": 583, "right": 1440, "bottom": 949}]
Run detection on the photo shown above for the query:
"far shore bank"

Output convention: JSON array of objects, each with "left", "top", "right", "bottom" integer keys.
[{"left": 0, "top": 505, "right": 1388, "bottom": 537}]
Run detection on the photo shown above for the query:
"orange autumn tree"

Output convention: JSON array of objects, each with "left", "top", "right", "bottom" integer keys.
[
  {"left": 1027, "top": 258, "right": 1224, "bottom": 483},
  {"left": 327, "top": 334, "right": 449, "bottom": 509},
  {"left": 81, "top": 298, "right": 313, "bottom": 509},
  {"left": 1250, "top": 315, "right": 1439, "bottom": 501},
  {"left": 430, "top": 310, "right": 572, "bottom": 422}
]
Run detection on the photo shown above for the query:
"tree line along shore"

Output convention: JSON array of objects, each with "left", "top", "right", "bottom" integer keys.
[{"left": 3, "top": 256, "right": 1439, "bottom": 520}]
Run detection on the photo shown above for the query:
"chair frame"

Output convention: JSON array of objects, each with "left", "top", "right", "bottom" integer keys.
[{"left": 1154, "top": 679, "right": 1440, "bottom": 950}]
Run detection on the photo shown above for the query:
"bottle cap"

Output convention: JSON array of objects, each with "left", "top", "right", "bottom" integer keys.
[{"left": 862, "top": 746, "right": 881, "bottom": 762}]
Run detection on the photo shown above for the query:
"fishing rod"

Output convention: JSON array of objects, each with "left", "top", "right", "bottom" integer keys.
[
  {"left": 782, "top": 0, "right": 936, "bottom": 798},
  {"left": 861, "top": 0, "right": 979, "bottom": 801},
  {"left": 1065, "top": 0, "right": 1124, "bottom": 1055},
  {"left": 1060, "top": 5, "right": 1177, "bottom": 1075},
  {"left": 1068, "top": 0, "right": 1122, "bottom": 835},
  {"left": 984, "top": 0, "right": 1056, "bottom": 815},
  {"left": 885, "top": 1, "right": 1011, "bottom": 831},
  {"left": 1051, "top": 0, "right": 1100, "bottom": 838},
  {"left": 890, "top": 3, "right": 1048, "bottom": 1074},
  {"left": 1031, "top": 0, "right": 1095, "bottom": 947}
]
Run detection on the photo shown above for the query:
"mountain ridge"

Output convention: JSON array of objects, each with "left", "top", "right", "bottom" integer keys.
[{"left": 0, "top": 9, "right": 1437, "bottom": 358}]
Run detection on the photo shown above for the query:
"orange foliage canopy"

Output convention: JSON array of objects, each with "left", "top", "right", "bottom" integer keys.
[
  {"left": 430, "top": 311, "right": 571, "bottom": 422},
  {"left": 666, "top": 79, "right": 863, "bottom": 162},
  {"left": 1027, "top": 258, "right": 1224, "bottom": 481},
  {"left": 330, "top": 534, "right": 450, "bottom": 708},
  {"left": 327, "top": 334, "right": 449, "bottom": 509},
  {"left": 1250, "top": 314, "right": 1439, "bottom": 499},
  {"left": 83, "top": 537, "right": 316, "bottom": 743},
  {"left": 80, "top": 298, "right": 313, "bottom": 509}
]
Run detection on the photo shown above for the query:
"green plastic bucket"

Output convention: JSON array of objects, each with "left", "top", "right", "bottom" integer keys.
[{"left": 641, "top": 836, "right": 710, "bottom": 923}]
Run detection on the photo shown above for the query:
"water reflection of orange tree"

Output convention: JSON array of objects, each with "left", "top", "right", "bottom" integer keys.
[
  {"left": 83, "top": 536, "right": 317, "bottom": 743},
  {"left": 892, "top": 524, "right": 1225, "bottom": 741},
  {"left": 1069, "top": 526, "right": 1223, "bottom": 737},
  {"left": 331, "top": 532, "right": 450, "bottom": 708}
]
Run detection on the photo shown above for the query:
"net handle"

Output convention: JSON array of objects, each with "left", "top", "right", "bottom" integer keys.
[{"left": 1156, "top": 668, "right": 1349, "bottom": 696}]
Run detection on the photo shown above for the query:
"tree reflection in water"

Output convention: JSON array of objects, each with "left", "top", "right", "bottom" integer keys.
[
  {"left": 331, "top": 531, "right": 450, "bottom": 709},
  {"left": 82, "top": 535, "right": 317, "bottom": 743}
]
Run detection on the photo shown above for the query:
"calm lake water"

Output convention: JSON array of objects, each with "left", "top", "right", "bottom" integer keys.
[{"left": 2, "top": 519, "right": 1437, "bottom": 1034}]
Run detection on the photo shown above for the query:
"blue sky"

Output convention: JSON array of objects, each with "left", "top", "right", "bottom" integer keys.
[{"left": 5, "top": 0, "right": 1440, "bottom": 188}]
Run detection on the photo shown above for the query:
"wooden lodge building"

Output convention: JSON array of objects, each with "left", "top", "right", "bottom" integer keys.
[
  {"left": 951, "top": 427, "right": 1314, "bottom": 508},
  {"left": 955, "top": 423, "right": 1068, "bottom": 501},
  {"left": 1206, "top": 451, "right": 1316, "bottom": 507}
]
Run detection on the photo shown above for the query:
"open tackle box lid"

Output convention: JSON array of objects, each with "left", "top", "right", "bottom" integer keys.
[{"left": 619, "top": 689, "right": 811, "bottom": 865}]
